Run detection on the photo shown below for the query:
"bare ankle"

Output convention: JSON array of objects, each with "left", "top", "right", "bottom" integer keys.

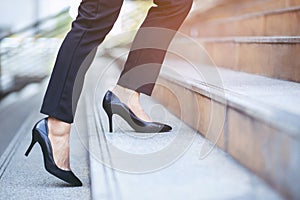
[
  {"left": 111, "top": 85, "right": 151, "bottom": 122},
  {"left": 48, "top": 117, "right": 71, "bottom": 136},
  {"left": 112, "top": 85, "right": 139, "bottom": 103},
  {"left": 113, "top": 85, "right": 138, "bottom": 96},
  {"left": 47, "top": 117, "right": 71, "bottom": 170}
]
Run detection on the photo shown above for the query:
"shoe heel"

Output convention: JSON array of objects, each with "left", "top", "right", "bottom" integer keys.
[
  {"left": 103, "top": 102, "right": 113, "bottom": 132},
  {"left": 108, "top": 114, "right": 113, "bottom": 133},
  {"left": 25, "top": 131, "right": 37, "bottom": 156}
]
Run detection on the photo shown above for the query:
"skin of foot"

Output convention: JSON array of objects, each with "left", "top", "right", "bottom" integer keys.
[
  {"left": 112, "top": 85, "right": 151, "bottom": 122},
  {"left": 47, "top": 117, "right": 71, "bottom": 171}
]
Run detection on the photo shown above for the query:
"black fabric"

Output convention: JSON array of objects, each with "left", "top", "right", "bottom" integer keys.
[{"left": 41, "top": 0, "right": 192, "bottom": 123}]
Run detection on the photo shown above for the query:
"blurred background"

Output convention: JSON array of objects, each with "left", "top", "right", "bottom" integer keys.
[
  {"left": 0, "top": 0, "right": 224, "bottom": 98},
  {"left": 0, "top": 0, "right": 72, "bottom": 98}
]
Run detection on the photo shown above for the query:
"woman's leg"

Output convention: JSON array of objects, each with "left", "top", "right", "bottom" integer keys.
[
  {"left": 41, "top": 0, "right": 123, "bottom": 123},
  {"left": 114, "top": 0, "right": 193, "bottom": 121},
  {"left": 40, "top": 0, "right": 123, "bottom": 169}
]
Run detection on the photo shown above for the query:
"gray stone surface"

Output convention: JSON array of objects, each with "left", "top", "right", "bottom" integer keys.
[
  {"left": 0, "top": 83, "right": 44, "bottom": 156},
  {"left": 0, "top": 50, "right": 287, "bottom": 200},
  {"left": 0, "top": 83, "right": 91, "bottom": 200},
  {"left": 77, "top": 53, "right": 282, "bottom": 200},
  {"left": 196, "top": 36, "right": 300, "bottom": 44},
  {"left": 86, "top": 100, "right": 282, "bottom": 199},
  {"left": 160, "top": 58, "right": 300, "bottom": 137},
  {"left": 162, "top": 59, "right": 300, "bottom": 118},
  {"left": 106, "top": 46, "right": 300, "bottom": 119}
]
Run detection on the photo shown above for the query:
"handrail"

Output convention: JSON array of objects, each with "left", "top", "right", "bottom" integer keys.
[
  {"left": 0, "top": 7, "right": 71, "bottom": 97},
  {"left": 0, "top": 7, "right": 69, "bottom": 41}
]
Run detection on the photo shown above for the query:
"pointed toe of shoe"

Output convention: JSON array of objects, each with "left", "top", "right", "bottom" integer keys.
[
  {"left": 73, "top": 178, "right": 83, "bottom": 187},
  {"left": 49, "top": 170, "right": 83, "bottom": 187},
  {"left": 69, "top": 172, "right": 83, "bottom": 187},
  {"left": 153, "top": 122, "right": 172, "bottom": 133},
  {"left": 160, "top": 124, "right": 172, "bottom": 132}
]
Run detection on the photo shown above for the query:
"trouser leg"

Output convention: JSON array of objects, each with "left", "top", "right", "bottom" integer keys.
[
  {"left": 40, "top": 0, "right": 123, "bottom": 123},
  {"left": 117, "top": 0, "right": 193, "bottom": 95}
]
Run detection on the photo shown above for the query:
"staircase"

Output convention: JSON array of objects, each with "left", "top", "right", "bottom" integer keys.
[
  {"left": 150, "top": 0, "right": 300, "bottom": 199},
  {"left": 0, "top": 1, "right": 299, "bottom": 199},
  {"left": 179, "top": 0, "right": 300, "bottom": 82}
]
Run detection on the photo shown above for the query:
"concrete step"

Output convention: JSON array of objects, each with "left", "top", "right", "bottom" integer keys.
[
  {"left": 0, "top": 82, "right": 91, "bottom": 199},
  {"left": 170, "top": 36, "right": 300, "bottom": 83},
  {"left": 184, "top": 5, "right": 300, "bottom": 37},
  {"left": 150, "top": 57, "right": 300, "bottom": 200},
  {"left": 103, "top": 47, "right": 299, "bottom": 199},
  {"left": 80, "top": 53, "right": 283, "bottom": 200},
  {"left": 0, "top": 82, "right": 45, "bottom": 156},
  {"left": 189, "top": 0, "right": 300, "bottom": 24}
]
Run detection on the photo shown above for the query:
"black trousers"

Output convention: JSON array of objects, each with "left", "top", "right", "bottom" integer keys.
[{"left": 40, "top": 0, "right": 192, "bottom": 123}]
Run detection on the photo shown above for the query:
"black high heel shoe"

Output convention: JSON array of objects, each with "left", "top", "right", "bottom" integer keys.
[
  {"left": 25, "top": 118, "right": 82, "bottom": 186},
  {"left": 102, "top": 90, "right": 172, "bottom": 133}
]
